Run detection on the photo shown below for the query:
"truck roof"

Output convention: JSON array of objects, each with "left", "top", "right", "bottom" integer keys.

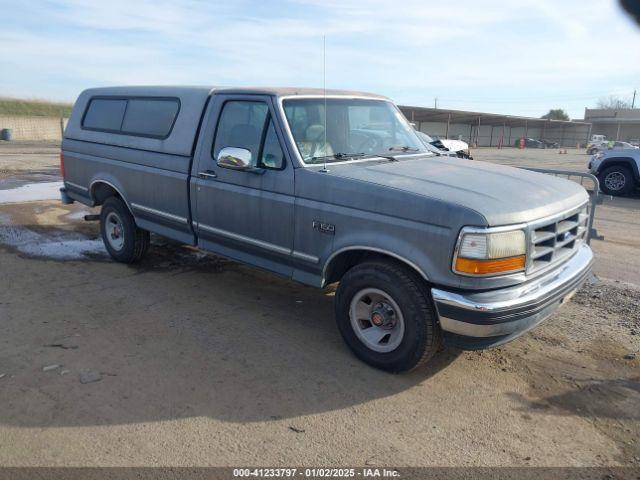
[
  {"left": 212, "top": 86, "right": 388, "bottom": 99},
  {"left": 65, "top": 86, "right": 390, "bottom": 157},
  {"left": 78, "top": 85, "right": 388, "bottom": 99}
]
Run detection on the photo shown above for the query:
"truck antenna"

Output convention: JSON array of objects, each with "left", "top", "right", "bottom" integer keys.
[{"left": 321, "top": 35, "right": 329, "bottom": 173}]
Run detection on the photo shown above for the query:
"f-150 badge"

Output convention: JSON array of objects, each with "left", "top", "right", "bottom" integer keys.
[{"left": 313, "top": 220, "right": 335, "bottom": 235}]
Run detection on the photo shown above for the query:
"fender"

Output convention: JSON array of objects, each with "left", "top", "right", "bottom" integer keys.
[
  {"left": 323, "top": 245, "right": 431, "bottom": 286},
  {"left": 88, "top": 175, "right": 134, "bottom": 215},
  {"left": 598, "top": 156, "right": 640, "bottom": 180}
]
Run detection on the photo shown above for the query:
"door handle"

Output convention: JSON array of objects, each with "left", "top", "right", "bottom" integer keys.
[{"left": 198, "top": 171, "right": 217, "bottom": 180}]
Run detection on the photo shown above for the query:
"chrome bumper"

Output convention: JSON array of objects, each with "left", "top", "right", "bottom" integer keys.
[{"left": 432, "top": 244, "right": 594, "bottom": 349}]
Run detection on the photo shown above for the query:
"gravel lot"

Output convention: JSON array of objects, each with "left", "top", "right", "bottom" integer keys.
[{"left": 0, "top": 142, "right": 638, "bottom": 468}]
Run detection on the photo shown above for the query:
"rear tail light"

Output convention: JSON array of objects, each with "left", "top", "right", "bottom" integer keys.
[{"left": 60, "top": 151, "right": 65, "bottom": 178}]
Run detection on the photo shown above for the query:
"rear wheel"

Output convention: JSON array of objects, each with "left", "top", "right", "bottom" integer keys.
[
  {"left": 100, "top": 197, "right": 150, "bottom": 263},
  {"left": 598, "top": 165, "right": 635, "bottom": 196},
  {"left": 335, "top": 260, "right": 442, "bottom": 372}
]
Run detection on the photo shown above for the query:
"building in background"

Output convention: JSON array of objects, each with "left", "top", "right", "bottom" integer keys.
[
  {"left": 399, "top": 106, "right": 592, "bottom": 148},
  {"left": 584, "top": 108, "right": 640, "bottom": 143}
]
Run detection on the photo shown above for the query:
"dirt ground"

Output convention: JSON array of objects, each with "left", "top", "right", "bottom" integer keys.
[{"left": 0, "top": 142, "right": 638, "bottom": 468}]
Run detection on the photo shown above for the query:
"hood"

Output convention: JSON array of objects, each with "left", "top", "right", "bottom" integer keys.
[
  {"left": 328, "top": 156, "right": 588, "bottom": 226},
  {"left": 440, "top": 139, "right": 469, "bottom": 152}
]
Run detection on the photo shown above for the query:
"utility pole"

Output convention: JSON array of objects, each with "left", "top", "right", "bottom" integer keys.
[
  {"left": 633, "top": 89, "right": 637, "bottom": 109},
  {"left": 434, "top": 97, "right": 438, "bottom": 109}
]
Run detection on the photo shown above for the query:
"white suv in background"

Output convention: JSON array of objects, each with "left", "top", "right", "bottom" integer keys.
[{"left": 587, "top": 140, "right": 638, "bottom": 155}]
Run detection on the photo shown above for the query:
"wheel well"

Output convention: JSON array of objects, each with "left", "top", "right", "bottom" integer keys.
[
  {"left": 91, "top": 182, "right": 122, "bottom": 206},
  {"left": 600, "top": 158, "right": 639, "bottom": 180},
  {"left": 324, "top": 249, "right": 428, "bottom": 286}
]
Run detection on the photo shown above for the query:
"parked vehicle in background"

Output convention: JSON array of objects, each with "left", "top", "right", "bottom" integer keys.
[
  {"left": 439, "top": 137, "right": 472, "bottom": 158},
  {"left": 415, "top": 131, "right": 472, "bottom": 159},
  {"left": 60, "top": 86, "right": 594, "bottom": 372},
  {"left": 588, "top": 141, "right": 639, "bottom": 155},
  {"left": 415, "top": 131, "right": 458, "bottom": 157},
  {"left": 416, "top": 130, "right": 473, "bottom": 159},
  {"left": 591, "top": 134, "right": 607, "bottom": 143},
  {"left": 540, "top": 139, "right": 559, "bottom": 149},
  {"left": 515, "top": 138, "right": 543, "bottom": 148},
  {"left": 589, "top": 148, "right": 640, "bottom": 196},
  {"left": 586, "top": 141, "right": 607, "bottom": 155}
]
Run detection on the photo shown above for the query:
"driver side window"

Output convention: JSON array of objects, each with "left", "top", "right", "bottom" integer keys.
[
  {"left": 212, "top": 100, "right": 285, "bottom": 170},
  {"left": 213, "top": 101, "right": 268, "bottom": 167}
]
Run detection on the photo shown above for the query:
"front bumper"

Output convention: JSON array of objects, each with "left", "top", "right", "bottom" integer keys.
[{"left": 431, "top": 244, "right": 593, "bottom": 349}]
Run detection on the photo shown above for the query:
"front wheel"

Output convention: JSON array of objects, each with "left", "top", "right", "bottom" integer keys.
[
  {"left": 598, "top": 165, "right": 635, "bottom": 196},
  {"left": 100, "top": 197, "right": 150, "bottom": 263},
  {"left": 335, "top": 260, "right": 442, "bottom": 372}
]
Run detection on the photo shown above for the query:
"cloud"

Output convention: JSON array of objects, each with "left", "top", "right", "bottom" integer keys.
[{"left": 0, "top": 0, "right": 638, "bottom": 117}]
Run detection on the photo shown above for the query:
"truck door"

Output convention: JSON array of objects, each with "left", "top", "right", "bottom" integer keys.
[{"left": 191, "top": 94, "right": 295, "bottom": 277}]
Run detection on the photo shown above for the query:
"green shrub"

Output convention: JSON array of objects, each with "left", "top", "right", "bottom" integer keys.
[{"left": 0, "top": 97, "right": 73, "bottom": 117}]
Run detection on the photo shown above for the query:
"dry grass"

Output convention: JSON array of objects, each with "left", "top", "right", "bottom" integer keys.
[{"left": 0, "top": 97, "right": 72, "bottom": 117}]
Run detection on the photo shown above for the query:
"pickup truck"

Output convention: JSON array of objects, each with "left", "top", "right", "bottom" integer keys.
[{"left": 60, "top": 86, "right": 594, "bottom": 372}]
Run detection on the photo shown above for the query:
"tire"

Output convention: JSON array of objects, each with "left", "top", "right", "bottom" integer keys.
[
  {"left": 100, "top": 196, "right": 150, "bottom": 263},
  {"left": 598, "top": 165, "right": 635, "bottom": 196},
  {"left": 335, "top": 259, "right": 442, "bottom": 372}
]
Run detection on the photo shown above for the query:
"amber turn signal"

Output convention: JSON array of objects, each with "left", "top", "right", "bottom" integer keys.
[{"left": 455, "top": 255, "right": 526, "bottom": 275}]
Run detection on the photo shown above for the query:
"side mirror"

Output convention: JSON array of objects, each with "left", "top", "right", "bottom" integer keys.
[{"left": 217, "top": 147, "right": 254, "bottom": 170}]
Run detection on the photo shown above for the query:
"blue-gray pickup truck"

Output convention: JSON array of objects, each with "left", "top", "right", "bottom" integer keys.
[{"left": 60, "top": 86, "right": 594, "bottom": 372}]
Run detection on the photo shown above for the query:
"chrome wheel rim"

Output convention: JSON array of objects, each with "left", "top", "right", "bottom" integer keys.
[
  {"left": 349, "top": 288, "right": 405, "bottom": 353},
  {"left": 604, "top": 171, "right": 626, "bottom": 191},
  {"left": 105, "top": 212, "right": 125, "bottom": 251}
]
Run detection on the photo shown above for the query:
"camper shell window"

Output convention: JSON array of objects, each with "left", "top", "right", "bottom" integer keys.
[{"left": 81, "top": 97, "right": 180, "bottom": 139}]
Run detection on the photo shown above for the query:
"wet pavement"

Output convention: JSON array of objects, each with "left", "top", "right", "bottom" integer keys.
[
  {"left": 0, "top": 172, "right": 102, "bottom": 260},
  {"left": 0, "top": 171, "right": 61, "bottom": 199}
]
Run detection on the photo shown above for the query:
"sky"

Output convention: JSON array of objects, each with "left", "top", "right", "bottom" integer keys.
[{"left": 1, "top": 0, "right": 639, "bottom": 119}]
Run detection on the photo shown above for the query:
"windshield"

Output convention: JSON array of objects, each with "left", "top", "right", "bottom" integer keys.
[{"left": 282, "top": 98, "right": 431, "bottom": 164}]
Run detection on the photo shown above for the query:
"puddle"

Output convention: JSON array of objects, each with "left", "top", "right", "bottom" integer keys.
[
  {"left": 0, "top": 220, "right": 106, "bottom": 260},
  {"left": 64, "top": 209, "right": 93, "bottom": 221},
  {"left": 0, "top": 181, "right": 62, "bottom": 204}
]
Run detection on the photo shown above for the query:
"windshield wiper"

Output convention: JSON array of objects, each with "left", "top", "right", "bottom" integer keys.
[
  {"left": 309, "top": 152, "right": 400, "bottom": 164},
  {"left": 388, "top": 146, "right": 420, "bottom": 153},
  {"left": 309, "top": 152, "right": 366, "bottom": 163},
  {"left": 361, "top": 153, "right": 398, "bottom": 162}
]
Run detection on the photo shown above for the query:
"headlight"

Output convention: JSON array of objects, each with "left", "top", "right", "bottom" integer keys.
[{"left": 453, "top": 227, "right": 526, "bottom": 276}]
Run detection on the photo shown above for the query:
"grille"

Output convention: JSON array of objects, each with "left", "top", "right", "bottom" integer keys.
[{"left": 528, "top": 204, "right": 589, "bottom": 273}]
